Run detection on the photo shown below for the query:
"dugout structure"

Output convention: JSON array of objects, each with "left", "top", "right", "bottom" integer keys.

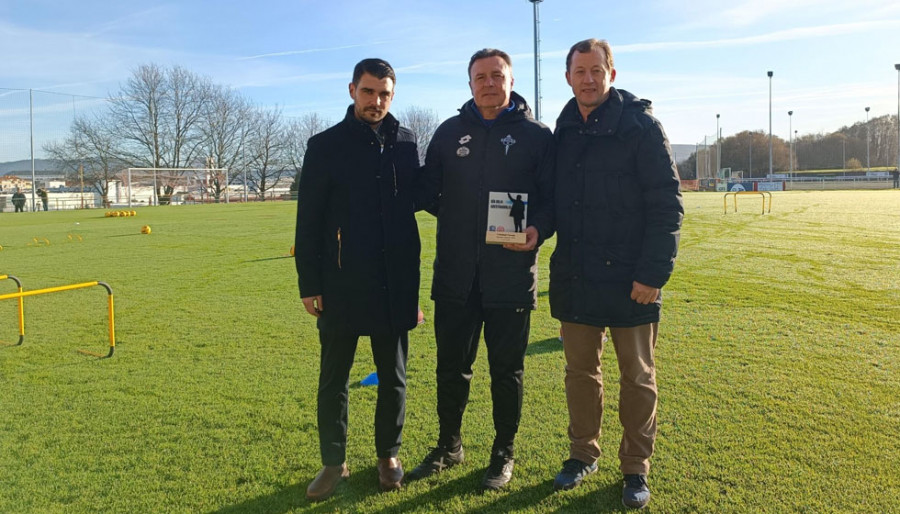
[{"left": 123, "top": 167, "right": 232, "bottom": 207}]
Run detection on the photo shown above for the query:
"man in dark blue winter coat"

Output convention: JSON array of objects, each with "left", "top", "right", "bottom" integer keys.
[
  {"left": 295, "top": 58, "right": 421, "bottom": 501},
  {"left": 407, "top": 48, "right": 555, "bottom": 491},
  {"left": 548, "top": 39, "right": 683, "bottom": 510}
]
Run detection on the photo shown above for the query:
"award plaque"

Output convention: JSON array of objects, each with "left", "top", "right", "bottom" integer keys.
[{"left": 486, "top": 191, "right": 527, "bottom": 244}]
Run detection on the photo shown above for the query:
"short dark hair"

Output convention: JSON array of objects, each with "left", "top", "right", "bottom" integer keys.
[
  {"left": 566, "top": 39, "right": 614, "bottom": 72},
  {"left": 352, "top": 58, "right": 396, "bottom": 86},
  {"left": 468, "top": 48, "right": 512, "bottom": 77}
]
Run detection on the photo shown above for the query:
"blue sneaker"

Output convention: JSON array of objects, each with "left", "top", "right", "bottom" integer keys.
[
  {"left": 553, "top": 458, "right": 597, "bottom": 491},
  {"left": 622, "top": 474, "right": 650, "bottom": 509}
]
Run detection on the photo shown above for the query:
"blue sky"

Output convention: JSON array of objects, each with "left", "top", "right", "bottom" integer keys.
[{"left": 2, "top": 0, "right": 900, "bottom": 163}]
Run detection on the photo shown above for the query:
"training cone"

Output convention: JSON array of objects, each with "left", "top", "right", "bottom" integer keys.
[
  {"left": 360, "top": 372, "right": 379, "bottom": 386},
  {"left": 290, "top": 245, "right": 295, "bottom": 256}
]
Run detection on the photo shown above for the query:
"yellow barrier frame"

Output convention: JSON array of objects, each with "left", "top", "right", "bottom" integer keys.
[
  {"left": 0, "top": 275, "right": 25, "bottom": 346},
  {"left": 0, "top": 281, "right": 116, "bottom": 358},
  {"left": 724, "top": 191, "right": 772, "bottom": 214}
]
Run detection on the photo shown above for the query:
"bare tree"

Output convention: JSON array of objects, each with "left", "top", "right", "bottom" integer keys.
[
  {"left": 107, "top": 64, "right": 211, "bottom": 198},
  {"left": 197, "top": 85, "right": 254, "bottom": 201},
  {"left": 285, "top": 112, "right": 330, "bottom": 195},
  {"left": 108, "top": 63, "right": 166, "bottom": 168},
  {"left": 399, "top": 105, "right": 440, "bottom": 164},
  {"left": 245, "top": 106, "right": 290, "bottom": 200},
  {"left": 44, "top": 113, "right": 126, "bottom": 206}
]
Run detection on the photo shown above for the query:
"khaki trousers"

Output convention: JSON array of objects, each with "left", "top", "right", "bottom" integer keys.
[{"left": 560, "top": 321, "right": 658, "bottom": 475}]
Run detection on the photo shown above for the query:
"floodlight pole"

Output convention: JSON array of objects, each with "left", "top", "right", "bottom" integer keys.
[
  {"left": 768, "top": 71, "right": 773, "bottom": 177},
  {"left": 788, "top": 110, "right": 793, "bottom": 180},
  {"left": 748, "top": 131, "right": 752, "bottom": 177},
  {"left": 896, "top": 64, "right": 900, "bottom": 181},
  {"left": 30, "top": 89, "right": 36, "bottom": 212},
  {"left": 716, "top": 114, "right": 721, "bottom": 176},
  {"left": 529, "top": 0, "right": 543, "bottom": 122},
  {"left": 865, "top": 106, "right": 871, "bottom": 172},
  {"left": 695, "top": 143, "right": 699, "bottom": 179}
]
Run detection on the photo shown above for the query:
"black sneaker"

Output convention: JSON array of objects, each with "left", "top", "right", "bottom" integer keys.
[
  {"left": 622, "top": 474, "right": 650, "bottom": 509},
  {"left": 553, "top": 458, "right": 598, "bottom": 491},
  {"left": 405, "top": 446, "right": 464, "bottom": 481},
  {"left": 481, "top": 453, "right": 514, "bottom": 491}
]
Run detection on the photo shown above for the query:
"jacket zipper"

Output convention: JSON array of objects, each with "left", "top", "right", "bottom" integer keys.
[{"left": 337, "top": 227, "right": 342, "bottom": 269}]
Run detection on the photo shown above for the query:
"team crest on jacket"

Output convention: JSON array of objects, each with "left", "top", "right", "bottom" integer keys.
[
  {"left": 500, "top": 134, "right": 516, "bottom": 155},
  {"left": 457, "top": 134, "right": 472, "bottom": 157}
]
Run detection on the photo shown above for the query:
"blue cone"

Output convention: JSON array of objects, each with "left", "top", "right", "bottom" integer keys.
[{"left": 360, "top": 372, "right": 379, "bottom": 386}]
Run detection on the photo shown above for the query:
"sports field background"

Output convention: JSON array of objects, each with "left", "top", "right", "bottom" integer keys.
[{"left": 1, "top": 190, "right": 898, "bottom": 512}]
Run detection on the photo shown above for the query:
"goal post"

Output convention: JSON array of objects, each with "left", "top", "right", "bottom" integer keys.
[{"left": 123, "top": 168, "right": 229, "bottom": 207}]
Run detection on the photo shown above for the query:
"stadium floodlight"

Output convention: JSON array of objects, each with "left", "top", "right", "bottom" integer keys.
[
  {"left": 896, "top": 64, "right": 900, "bottom": 178},
  {"left": 894, "top": 64, "right": 900, "bottom": 178},
  {"left": 768, "top": 71, "right": 773, "bottom": 176},
  {"left": 788, "top": 111, "right": 793, "bottom": 179},
  {"left": 716, "top": 114, "right": 720, "bottom": 176},
  {"left": 529, "top": 0, "right": 543, "bottom": 122},
  {"left": 865, "top": 106, "right": 870, "bottom": 172}
]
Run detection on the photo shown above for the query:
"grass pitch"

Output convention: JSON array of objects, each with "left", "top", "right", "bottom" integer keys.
[{"left": 0, "top": 190, "right": 898, "bottom": 513}]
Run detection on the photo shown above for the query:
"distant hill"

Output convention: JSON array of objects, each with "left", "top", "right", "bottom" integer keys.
[{"left": 0, "top": 159, "right": 67, "bottom": 176}]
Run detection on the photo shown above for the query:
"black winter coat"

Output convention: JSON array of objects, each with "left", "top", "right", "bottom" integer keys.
[
  {"left": 549, "top": 88, "right": 683, "bottom": 328},
  {"left": 295, "top": 107, "right": 421, "bottom": 335},
  {"left": 421, "top": 92, "right": 554, "bottom": 309}
]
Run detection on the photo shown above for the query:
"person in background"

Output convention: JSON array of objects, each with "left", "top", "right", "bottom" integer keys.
[{"left": 12, "top": 188, "right": 27, "bottom": 212}]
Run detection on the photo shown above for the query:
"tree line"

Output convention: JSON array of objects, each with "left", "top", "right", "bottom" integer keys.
[
  {"left": 45, "top": 64, "right": 439, "bottom": 204},
  {"left": 678, "top": 114, "right": 900, "bottom": 179}
]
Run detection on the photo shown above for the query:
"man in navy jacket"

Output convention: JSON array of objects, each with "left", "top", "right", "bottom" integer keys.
[
  {"left": 549, "top": 39, "right": 683, "bottom": 509},
  {"left": 295, "top": 58, "right": 421, "bottom": 500},
  {"left": 407, "top": 48, "right": 554, "bottom": 491}
]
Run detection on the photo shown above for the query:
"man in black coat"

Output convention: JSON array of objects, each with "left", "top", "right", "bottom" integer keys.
[
  {"left": 12, "top": 189, "right": 27, "bottom": 212},
  {"left": 407, "top": 49, "right": 555, "bottom": 491},
  {"left": 295, "top": 58, "right": 421, "bottom": 500},
  {"left": 548, "top": 39, "right": 683, "bottom": 510}
]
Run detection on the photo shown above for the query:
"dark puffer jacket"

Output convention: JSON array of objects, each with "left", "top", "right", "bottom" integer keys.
[
  {"left": 422, "top": 91, "right": 554, "bottom": 309},
  {"left": 549, "top": 88, "right": 683, "bottom": 327},
  {"left": 295, "top": 107, "right": 421, "bottom": 335}
]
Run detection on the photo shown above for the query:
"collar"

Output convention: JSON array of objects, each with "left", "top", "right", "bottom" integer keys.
[
  {"left": 556, "top": 87, "right": 623, "bottom": 137},
  {"left": 343, "top": 105, "right": 398, "bottom": 139},
  {"left": 469, "top": 100, "right": 516, "bottom": 127}
]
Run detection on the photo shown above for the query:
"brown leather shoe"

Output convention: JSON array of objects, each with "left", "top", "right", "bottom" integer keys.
[
  {"left": 377, "top": 457, "right": 403, "bottom": 491},
  {"left": 306, "top": 463, "right": 349, "bottom": 501}
]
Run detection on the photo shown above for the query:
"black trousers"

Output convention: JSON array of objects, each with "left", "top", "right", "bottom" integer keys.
[
  {"left": 434, "top": 287, "right": 530, "bottom": 456},
  {"left": 317, "top": 328, "right": 408, "bottom": 466}
]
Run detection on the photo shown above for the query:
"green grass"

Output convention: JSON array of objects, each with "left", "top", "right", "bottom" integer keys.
[{"left": 1, "top": 191, "right": 898, "bottom": 513}]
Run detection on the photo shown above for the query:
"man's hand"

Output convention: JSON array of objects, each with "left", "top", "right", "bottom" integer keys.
[
  {"left": 503, "top": 226, "right": 538, "bottom": 252},
  {"left": 630, "top": 282, "right": 660, "bottom": 305},
  {"left": 302, "top": 295, "right": 324, "bottom": 318}
]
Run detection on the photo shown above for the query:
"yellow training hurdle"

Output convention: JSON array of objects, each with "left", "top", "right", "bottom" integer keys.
[
  {"left": 0, "top": 275, "right": 25, "bottom": 346},
  {"left": 724, "top": 191, "right": 772, "bottom": 214},
  {"left": 0, "top": 280, "right": 117, "bottom": 358}
]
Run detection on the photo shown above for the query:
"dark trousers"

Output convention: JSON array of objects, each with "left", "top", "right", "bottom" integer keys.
[
  {"left": 317, "top": 328, "right": 408, "bottom": 466},
  {"left": 434, "top": 287, "right": 530, "bottom": 456}
]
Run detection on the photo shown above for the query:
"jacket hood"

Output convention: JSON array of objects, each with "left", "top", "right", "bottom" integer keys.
[
  {"left": 555, "top": 87, "right": 652, "bottom": 136},
  {"left": 458, "top": 91, "right": 533, "bottom": 123}
]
